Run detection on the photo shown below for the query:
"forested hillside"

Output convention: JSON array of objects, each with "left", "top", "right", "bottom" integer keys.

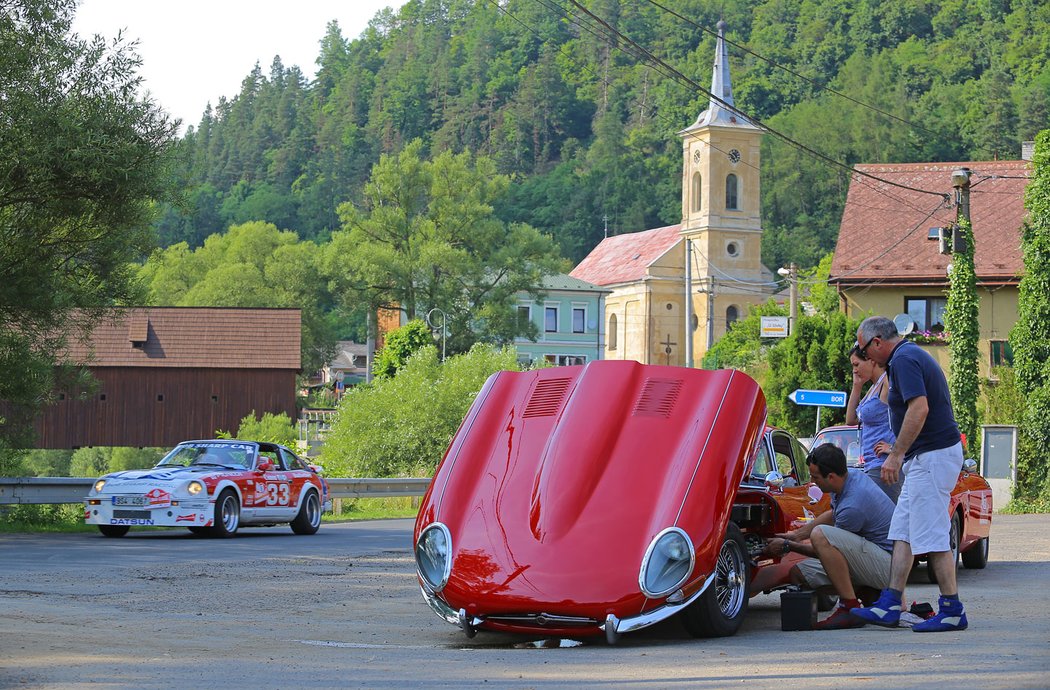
[{"left": 156, "top": 0, "right": 1049, "bottom": 270}]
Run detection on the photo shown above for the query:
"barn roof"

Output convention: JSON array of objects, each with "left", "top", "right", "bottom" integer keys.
[
  {"left": 570, "top": 224, "right": 682, "bottom": 286},
  {"left": 830, "top": 160, "right": 1030, "bottom": 286},
  {"left": 61, "top": 307, "right": 302, "bottom": 369}
]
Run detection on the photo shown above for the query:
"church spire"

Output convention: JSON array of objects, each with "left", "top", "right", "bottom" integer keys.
[{"left": 686, "top": 20, "right": 757, "bottom": 130}]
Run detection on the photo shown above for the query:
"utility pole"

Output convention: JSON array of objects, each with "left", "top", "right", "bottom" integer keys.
[
  {"left": 685, "top": 239, "right": 693, "bottom": 368},
  {"left": 952, "top": 168, "right": 971, "bottom": 252},
  {"left": 706, "top": 276, "right": 715, "bottom": 349},
  {"left": 777, "top": 263, "right": 799, "bottom": 335}
]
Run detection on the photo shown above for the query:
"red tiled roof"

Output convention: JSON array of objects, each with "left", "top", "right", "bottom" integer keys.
[
  {"left": 830, "top": 160, "right": 1030, "bottom": 286},
  {"left": 60, "top": 307, "right": 302, "bottom": 369},
  {"left": 570, "top": 224, "right": 682, "bottom": 286}
]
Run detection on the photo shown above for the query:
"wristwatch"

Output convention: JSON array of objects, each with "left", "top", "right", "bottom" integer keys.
[{"left": 781, "top": 540, "right": 791, "bottom": 555}]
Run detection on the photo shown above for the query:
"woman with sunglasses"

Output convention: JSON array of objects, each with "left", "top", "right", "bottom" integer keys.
[{"left": 846, "top": 344, "right": 903, "bottom": 502}]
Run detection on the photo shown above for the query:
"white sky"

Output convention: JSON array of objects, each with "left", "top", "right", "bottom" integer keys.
[{"left": 72, "top": 0, "right": 408, "bottom": 132}]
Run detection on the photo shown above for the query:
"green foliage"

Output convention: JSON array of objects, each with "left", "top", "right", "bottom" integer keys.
[
  {"left": 69, "top": 447, "right": 161, "bottom": 477},
  {"left": 980, "top": 368, "right": 1025, "bottom": 426},
  {"left": 764, "top": 312, "right": 860, "bottom": 437},
  {"left": 1011, "top": 129, "right": 1050, "bottom": 501},
  {"left": 223, "top": 411, "right": 297, "bottom": 447},
  {"left": 373, "top": 320, "right": 434, "bottom": 379},
  {"left": 944, "top": 216, "right": 981, "bottom": 459},
  {"left": 0, "top": 0, "right": 177, "bottom": 450},
  {"left": 701, "top": 300, "right": 788, "bottom": 371},
  {"left": 321, "top": 344, "right": 520, "bottom": 478},
  {"left": 326, "top": 140, "right": 567, "bottom": 354}
]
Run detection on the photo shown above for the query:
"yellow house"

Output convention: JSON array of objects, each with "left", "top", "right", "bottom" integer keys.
[
  {"left": 830, "top": 159, "right": 1031, "bottom": 378},
  {"left": 570, "top": 21, "right": 777, "bottom": 366}
]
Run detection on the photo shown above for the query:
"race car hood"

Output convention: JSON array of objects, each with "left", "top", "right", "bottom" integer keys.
[
  {"left": 416, "top": 360, "right": 767, "bottom": 619},
  {"left": 97, "top": 466, "right": 225, "bottom": 491}
]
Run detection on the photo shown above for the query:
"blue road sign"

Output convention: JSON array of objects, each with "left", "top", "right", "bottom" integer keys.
[{"left": 788, "top": 389, "right": 847, "bottom": 408}]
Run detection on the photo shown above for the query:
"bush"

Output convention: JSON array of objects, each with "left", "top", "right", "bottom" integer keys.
[
  {"left": 321, "top": 344, "right": 520, "bottom": 477},
  {"left": 223, "top": 411, "right": 298, "bottom": 447}
]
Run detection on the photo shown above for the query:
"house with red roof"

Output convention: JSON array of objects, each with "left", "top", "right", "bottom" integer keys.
[
  {"left": 570, "top": 22, "right": 778, "bottom": 366},
  {"left": 829, "top": 159, "right": 1031, "bottom": 378}
]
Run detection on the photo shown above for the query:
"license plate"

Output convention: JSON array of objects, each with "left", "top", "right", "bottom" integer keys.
[{"left": 112, "top": 496, "right": 149, "bottom": 506}]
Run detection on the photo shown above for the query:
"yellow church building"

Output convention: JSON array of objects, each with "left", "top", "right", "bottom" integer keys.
[{"left": 570, "top": 21, "right": 777, "bottom": 366}]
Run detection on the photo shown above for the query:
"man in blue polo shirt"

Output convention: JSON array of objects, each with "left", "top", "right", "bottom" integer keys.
[{"left": 850, "top": 316, "right": 968, "bottom": 632}]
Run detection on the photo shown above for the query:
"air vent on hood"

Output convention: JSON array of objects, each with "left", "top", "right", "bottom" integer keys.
[
  {"left": 523, "top": 378, "right": 572, "bottom": 418},
  {"left": 633, "top": 377, "right": 683, "bottom": 418}
]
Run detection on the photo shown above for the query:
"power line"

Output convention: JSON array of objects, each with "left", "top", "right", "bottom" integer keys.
[
  {"left": 557, "top": 0, "right": 950, "bottom": 202},
  {"left": 641, "top": 0, "right": 942, "bottom": 138}
]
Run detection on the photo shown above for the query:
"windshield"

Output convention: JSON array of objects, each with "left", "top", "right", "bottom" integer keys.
[
  {"left": 811, "top": 428, "right": 862, "bottom": 467},
  {"left": 156, "top": 442, "right": 254, "bottom": 469}
]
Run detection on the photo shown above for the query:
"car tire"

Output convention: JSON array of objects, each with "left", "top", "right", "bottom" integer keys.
[
  {"left": 210, "top": 489, "right": 240, "bottom": 538},
  {"left": 961, "top": 535, "right": 989, "bottom": 569},
  {"left": 98, "top": 525, "right": 129, "bottom": 538},
  {"left": 290, "top": 490, "right": 321, "bottom": 535},
  {"left": 681, "top": 523, "right": 750, "bottom": 638},
  {"left": 928, "top": 512, "right": 961, "bottom": 584}
]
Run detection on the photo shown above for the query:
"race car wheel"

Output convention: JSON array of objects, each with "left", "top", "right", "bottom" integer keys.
[
  {"left": 290, "top": 490, "right": 321, "bottom": 535},
  {"left": 210, "top": 489, "right": 240, "bottom": 538},
  {"left": 98, "top": 525, "right": 129, "bottom": 538},
  {"left": 961, "top": 535, "right": 989, "bottom": 569},
  {"left": 681, "top": 523, "right": 750, "bottom": 638},
  {"left": 928, "top": 512, "right": 961, "bottom": 584}
]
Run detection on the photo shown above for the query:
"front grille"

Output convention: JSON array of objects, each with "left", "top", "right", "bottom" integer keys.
[
  {"left": 486, "top": 613, "right": 599, "bottom": 627},
  {"left": 113, "top": 510, "right": 150, "bottom": 519}
]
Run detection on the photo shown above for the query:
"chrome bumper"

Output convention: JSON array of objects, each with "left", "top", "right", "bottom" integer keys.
[{"left": 419, "top": 571, "right": 715, "bottom": 645}]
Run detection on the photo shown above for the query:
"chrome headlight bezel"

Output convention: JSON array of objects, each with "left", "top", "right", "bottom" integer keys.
[
  {"left": 639, "top": 527, "right": 695, "bottom": 598},
  {"left": 415, "top": 522, "right": 452, "bottom": 593}
]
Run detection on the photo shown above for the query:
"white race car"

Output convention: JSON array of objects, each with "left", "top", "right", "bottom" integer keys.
[{"left": 84, "top": 440, "right": 331, "bottom": 537}]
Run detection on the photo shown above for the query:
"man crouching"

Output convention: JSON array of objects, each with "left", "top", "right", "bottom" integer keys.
[{"left": 761, "top": 443, "right": 896, "bottom": 629}]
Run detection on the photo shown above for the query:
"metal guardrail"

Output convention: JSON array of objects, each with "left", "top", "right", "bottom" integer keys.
[{"left": 0, "top": 477, "right": 431, "bottom": 505}]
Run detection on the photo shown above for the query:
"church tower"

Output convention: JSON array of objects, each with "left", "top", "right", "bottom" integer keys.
[{"left": 679, "top": 21, "right": 772, "bottom": 363}]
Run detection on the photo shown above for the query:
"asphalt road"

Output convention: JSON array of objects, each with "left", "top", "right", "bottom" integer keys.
[{"left": 0, "top": 515, "right": 1048, "bottom": 689}]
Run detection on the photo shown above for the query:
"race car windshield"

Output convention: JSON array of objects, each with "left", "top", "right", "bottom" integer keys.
[{"left": 156, "top": 445, "right": 251, "bottom": 469}]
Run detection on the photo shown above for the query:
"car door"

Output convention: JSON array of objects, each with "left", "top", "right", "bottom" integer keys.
[
  {"left": 770, "top": 431, "right": 830, "bottom": 528},
  {"left": 278, "top": 447, "right": 315, "bottom": 511},
  {"left": 255, "top": 454, "right": 296, "bottom": 519}
]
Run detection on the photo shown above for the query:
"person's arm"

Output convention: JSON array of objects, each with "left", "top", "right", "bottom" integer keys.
[
  {"left": 881, "top": 395, "right": 928, "bottom": 484},
  {"left": 762, "top": 509, "right": 833, "bottom": 558},
  {"left": 845, "top": 371, "right": 865, "bottom": 426}
]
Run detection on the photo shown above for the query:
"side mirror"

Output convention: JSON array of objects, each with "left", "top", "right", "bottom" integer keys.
[
  {"left": 764, "top": 471, "right": 785, "bottom": 490},
  {"left": 308, "top": 463, "right": 324, "bottom": 474},
  {"left": 962, "top": 458, "right": 978, "bottom": 474},
  {"left": 257, "top": 460, "right": 274, "bottom": 472}
]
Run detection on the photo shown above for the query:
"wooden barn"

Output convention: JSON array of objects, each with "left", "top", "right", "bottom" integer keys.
[{"left": 35, "top": 307, "right": 301, "bottom": 449}]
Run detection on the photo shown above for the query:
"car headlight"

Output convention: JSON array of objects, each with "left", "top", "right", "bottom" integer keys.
[
  {"left": 93, "top": 479, "right": 107, "bottom": 493},
  {"left": 187, "top": 481, "right": 204, "bottom": 496},
  {"left": 639, "top": 527, "right": 694, "bottom": 598},
  {"left": 415, "top": 523, "right": 452, "bottom": 592}
]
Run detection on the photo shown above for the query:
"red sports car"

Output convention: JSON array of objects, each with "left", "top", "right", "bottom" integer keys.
[
  {"left": 84, "top": 440, "right": 331, "bottom": 538},
  {"left": 810, "top": 424, "right": 992, "bottom": 579},
  {"left": 415, "top": 361, "right": 849, "bottom": 643}
]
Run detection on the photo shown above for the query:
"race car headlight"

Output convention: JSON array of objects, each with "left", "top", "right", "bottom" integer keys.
[
  {"left": 93, "top": 479, "right": 106, "bottom": 493},
  {"left": 415, "top": 523, "right": 452, "bottom": 592},
  {"left": 639, "top": 527, "right": 694, "bottom": 598},
  {"left": 186, "top": 481, "right": 204, "bottom": 496}
]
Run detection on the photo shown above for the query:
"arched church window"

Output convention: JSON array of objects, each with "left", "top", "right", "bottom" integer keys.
[
  {"left": 726, "top": 305, "right": 739, "bottom": 329},
  {"left": 692, "top": 173, "right": 702, "bottom": 212},
  {"left": 726, "top": 174, "right": 739, "bottom": 210},
  {"left": 608, "top": 313, "right": 618, "bottom": 350}
]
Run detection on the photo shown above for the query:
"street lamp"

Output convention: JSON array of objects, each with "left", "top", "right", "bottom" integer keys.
[
  {"left": 777, "top": 264, "right": 798, "bottom": 336},
  {"left": 426, "top": 308, "right": 447, "bottom": 361}
]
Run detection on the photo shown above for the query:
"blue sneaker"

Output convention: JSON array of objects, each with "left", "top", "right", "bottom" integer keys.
[
  {"left": 912, "top": 596, "right": 968, "bottom": 632},
  {"left": 849, "top": 589, "right": 902, "bottom": 627}
]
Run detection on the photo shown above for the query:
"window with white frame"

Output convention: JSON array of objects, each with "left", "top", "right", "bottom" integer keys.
[
  {"left": 545, "top": 354, "right": 586, "bottom": 366},
  {"left": 517, "top": 305, "right": 531, "bottom": 329},
  {"left": 572, "top": 307, "right": 586, "bottom": 333},
  {"left": 544, "top": 306, "right": 558, "bottom": 333},
  {"left": 726, "top": 174, "right": 739, "bottom": 210}
]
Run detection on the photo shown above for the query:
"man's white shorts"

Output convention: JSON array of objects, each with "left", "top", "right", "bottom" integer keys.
[
  {"left": 888, "top": 442, "right": 963, "bottom": 555},
  {"left": 795, "top": 525, "right": 891, "bottom": 590}
]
